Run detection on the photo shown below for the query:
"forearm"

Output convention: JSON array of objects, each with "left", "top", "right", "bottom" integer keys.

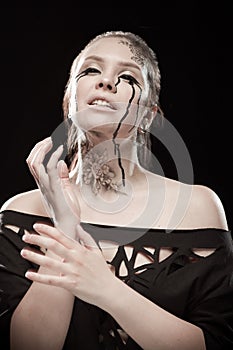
[
  {"left": 101, "top": 278, "right": 206, "bottom": 350},
  {"left": 11, "top": 252, "right": 75, "bottom": 350}
]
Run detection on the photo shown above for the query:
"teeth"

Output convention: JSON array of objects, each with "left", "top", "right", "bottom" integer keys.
[{"left": 92, "top": 99, "right": 111, "bottom": 107}]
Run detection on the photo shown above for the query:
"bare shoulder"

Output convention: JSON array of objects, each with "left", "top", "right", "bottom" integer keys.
[
  {"left": 184, "top": 184, "right": 229, "bottom": 230},
  {"left": 0, "top": 189, "right": 48, "bottom": 217},
  {"left": 142, "top": 171, "right": 228, "bottom": 230},
  {"left": 141, "top": 171, "right": 226, "bottom": 230}
]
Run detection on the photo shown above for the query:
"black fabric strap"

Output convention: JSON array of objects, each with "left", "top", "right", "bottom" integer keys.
[{"left": 0, "top": 209, "right": 232, "bottom": 248}]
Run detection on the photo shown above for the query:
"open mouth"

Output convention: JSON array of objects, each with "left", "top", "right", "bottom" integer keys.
[{"left": 89, "top": 99, "right": 116, "bottom": 110}]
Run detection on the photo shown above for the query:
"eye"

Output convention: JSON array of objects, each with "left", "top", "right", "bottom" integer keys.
[
  {"left": 119, "top": 74, "right": 140, "bottom": 86},
  {"left": 84, "top": 67, "right": 100, "bottom": 74},
  {"left": 75, "top": 67, "right": 100, "bottom": 81}
]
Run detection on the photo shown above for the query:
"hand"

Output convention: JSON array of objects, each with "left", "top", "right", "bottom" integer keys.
[
  {"left": 26, "top": 137, "right": 80, "bottom": 237},
  {"left": 21, "top": 223, "right": 116, "bottom": 308}
]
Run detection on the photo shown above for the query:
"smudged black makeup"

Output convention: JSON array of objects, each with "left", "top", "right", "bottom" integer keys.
[
  {"left": 75, "top": 68, "right": 91, "bottom": 82},
  {"left": 112, "top": 76, "right": 142, "bottom": 186},
  {"left": 75, "top": 68, "right": 143, "bottom": 188}
]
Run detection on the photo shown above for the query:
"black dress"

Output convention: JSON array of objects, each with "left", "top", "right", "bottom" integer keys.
[{"left": 0, "top": 209, "right": 233, "bottom": 349}]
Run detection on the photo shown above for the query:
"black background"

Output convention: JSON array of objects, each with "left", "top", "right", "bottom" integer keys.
[{"left": 0, "top": 4, "right": 232, "bottom": 229}]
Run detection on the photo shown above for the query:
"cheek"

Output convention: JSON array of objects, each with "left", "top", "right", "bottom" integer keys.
[
  {"left": 122, "top": 103, "right": 147, "bottom": 128},
  {"left": 75, "top": 77, "right": 95, "bottom": 109},
  {"left": 117, "top": 82, "right": 147, "bottom": 115},
  {"left": 117, "top": 82, "right": 136, "bottom": 101}
]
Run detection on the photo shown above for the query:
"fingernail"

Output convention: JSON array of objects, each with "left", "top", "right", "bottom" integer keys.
[
  {"left": 20, "top": 249, "right": 26, "bottom": 256},
  {"left": 57, "top": 144, "right": 64, "bottom": 151},
  {"left": 33, "top": 223, "right": 42, "bottom": 230},
  {"left": 22, "top": 233, "right": 29, "bottom": 241},
  {"left": 25, "top": 271, "right": 34, "bottom": 278}
]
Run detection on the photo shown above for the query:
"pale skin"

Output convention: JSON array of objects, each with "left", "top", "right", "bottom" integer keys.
[{"left": 1, "top": 36, "right": 228, "bottom": 350}]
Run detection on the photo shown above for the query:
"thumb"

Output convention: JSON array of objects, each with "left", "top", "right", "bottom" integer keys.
[
  {"left": 57, "top": 159, "right": 69, "bottom": 180},
  {"left": 57, "top": 159, "right": 81, "bottom": 220}
]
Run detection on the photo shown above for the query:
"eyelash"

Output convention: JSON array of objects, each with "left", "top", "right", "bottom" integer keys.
[
  {"left": 83, "top": 67, "right": 140, "bottom": 85},
  {"left": 84, "top": 67, "right": 99, "bottom": 74},
  {"left": 119, "top": 74, "right": 139, "bottom": 85}
]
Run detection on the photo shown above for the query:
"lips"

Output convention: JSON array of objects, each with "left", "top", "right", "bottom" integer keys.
[{"left": 88, "top": 98, "right": 116, "bottom": 110}]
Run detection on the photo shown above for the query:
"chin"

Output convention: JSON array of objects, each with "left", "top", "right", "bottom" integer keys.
[
  {"left": 91, "top": 121, "right": 138, "bottom": 138},
  {"left": 71, "top": 106, "right": 141, "bottom": 136}
]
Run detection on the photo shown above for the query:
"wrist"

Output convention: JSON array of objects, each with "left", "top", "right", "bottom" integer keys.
[
  {"left": 54, "top": 217, "right": 79, "bottom": 239},
  {"left": 97, "top": 276, "right": 127, "bottom": 312}
]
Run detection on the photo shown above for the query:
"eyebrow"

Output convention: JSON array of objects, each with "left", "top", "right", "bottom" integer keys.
[{"left": 83, "top": 55, "right": 141, "bottom": 71}]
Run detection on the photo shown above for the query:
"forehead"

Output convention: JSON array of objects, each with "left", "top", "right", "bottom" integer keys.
[{"left": 81, "top": 37, "right": 139, "bottom": 65}]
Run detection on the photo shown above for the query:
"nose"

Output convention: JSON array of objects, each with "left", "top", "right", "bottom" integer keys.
[{"left": 96, "top": 77, "right": 117, "bottom": 93}]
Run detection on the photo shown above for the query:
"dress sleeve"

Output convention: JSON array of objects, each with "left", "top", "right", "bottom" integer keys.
[{"left": 187, "top": 249, "right": 233, "bottom": 350}]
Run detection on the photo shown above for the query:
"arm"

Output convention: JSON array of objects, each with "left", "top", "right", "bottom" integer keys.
[
  {"left": 21, "top": 223, "right": 206, "bottom": 350},
  {"left": 10, "top": 138, "right": 80, "bottom": 350},
  {"left": 11, "top": 254, "right": 75, "bottom": 350},
  {"left": 103, "top": 277, "right": 206, "bottom": 350}
]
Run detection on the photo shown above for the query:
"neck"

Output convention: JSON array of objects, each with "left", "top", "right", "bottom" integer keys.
[
  {"left": 88, "top": 132, "right": 139, "bottom": 176},
  {"left": 70, "top": 132, "right": 141, "bottom": 194}
]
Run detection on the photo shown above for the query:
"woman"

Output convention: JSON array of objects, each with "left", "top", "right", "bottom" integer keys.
[{"left": 0, "top": 31, "right": 232, "bottom": 350}]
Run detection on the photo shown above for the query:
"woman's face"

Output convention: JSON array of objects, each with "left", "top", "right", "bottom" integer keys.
[{"left": 72, "top": 37, "right": 148, "bottom": 139}]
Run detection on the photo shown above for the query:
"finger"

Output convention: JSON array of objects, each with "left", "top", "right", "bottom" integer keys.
[
  {"left": 20, "top": 247, "right": 69, "bottom": 276},
  {"left": 27, "top": 138, "right": 53, "bottom": 181},
  {"left": 57, "top": 159, "right": 69, "bottom": 180},
  {"left": 22, "top": 232, "right": 69, "bottom": 259},
  {"left": 57, "top": 161, "right": 81, "bottom": 220},
  {"left": 38, "top": 163, "right": 50, "bottom": 188},
  {"left": 24, "top": 270, "right": 70, "bottom": 289},
  {"left": 45, "top": 145, "right": 64, "bottom": 194},
  {"left": 26, "top": 137, "right": 52, "bottom": 169},
  {"left": 76, "top": 224, "right": 99, "bottom": 250},
  {"left": 26, "top": 137, "right": 52, "bottom": 164},
  {"left": 46, "top": 145, "right": 64, "bottom": 179},
  {"left": 33, "top": 223, "right": 81, "bottom": 250},
  {"left": 26, "top": 142, "right": 45, "bottom": 182}
]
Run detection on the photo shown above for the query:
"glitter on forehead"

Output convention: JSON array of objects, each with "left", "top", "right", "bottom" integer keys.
[{"left": 118, "top": 39, "right": 144, "bottom": 66}]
